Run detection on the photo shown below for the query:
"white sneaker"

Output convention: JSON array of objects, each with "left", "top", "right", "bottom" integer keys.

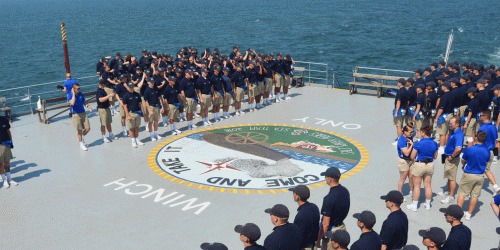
[
  {"left": 219, "top": 117, "right": 224, "bottom": 121},
  {"left": 175, "top": 130, "right": 182, "bottom": 134},
  {"left": 80, "top": 144, "right": 88, "bottom": 151},
  {"left": 286, "top": 96, "right": 291, "bottom": 100},
  {"left": 192, "top": 124, "right": 198, "bottom": 128},
  {"left": 441, "top": 197, "right": 455, "bottom": 204},
  {"left": 9, "top": 180, "right": 18, "bottom": 186},
  {"left": 172, "top": 131, "right": 178, "bottom": 136},
  {"left": 136, "top": 140, "right": 145, "bottom": 146},
  {"left": 203, "top": 122, "right": 209, "bottom": 127},
  {"left": 423, "top": 203, "right": 431, "bottom": 210},
  {"left": 406, "top": 203, "right": 418, "bottom": 212},
  {"left": 391, "top": 140, "right": 398, "bottom": 146},
  {"left": 163, "top": 122, "right": 169, "bottom": 127},
  {"left": 494, "top": 187, "right": 500, "bottom": 197},
  {"left": 2, "top": 181, "right": 9, "bottom": 189},
  {"left": 250, "top": 109, "right": 254, "bottom": 112},
  {"left": 103, "top": 137, "right": 110, "bottom": 143},
  {"left": 276, "top": 98, "right": 280, "bottom": 103},
  {"left": 404, "top": 197, "right": 407, "bottom": 202},
  {"left": 194, "top": 113, "right": 201, "bottom": 118},
  {"left": 438, "top": 191, "right": 450, "bottom": 196},
  {"left": 236, "top": 111, "right": 241, "bottom": 116},
  {"left": 151, "top": 136, "right": 157, "bottom": 142},
  {"left": 132, "top": 142, "right": 138, "bottom": 148},
  {"left": 145, "top": 127, "right": 150, "bottom": 132},
  {"left": 207, "top": 120, "right": 213, "bottom": 125},
  {"left": 464, "top": 212, "right": 471, "bottom": 220},
  {"left": 240, "top": 111, "right": 245, "bottom": 115}
]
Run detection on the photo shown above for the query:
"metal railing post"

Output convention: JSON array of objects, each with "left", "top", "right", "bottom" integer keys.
[
  {"left": 308, "top": 63, "right": 311, "bottom": 86},
  {"left": 326, "top": 65, "right": 329, "bottom": 88},
  {"left": 27, "top": 87, "right": 33, "bottom": 116}
]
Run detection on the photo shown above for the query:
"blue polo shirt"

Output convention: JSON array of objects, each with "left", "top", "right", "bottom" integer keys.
[
  {"left": 196, "top": 76, "right": 212, "bottom": 95},
  {"left": 163, "top": 85, "right": 179, "bottom": 105},
  {"left": 263, "top": 223, "right": 301, "bottom": 250},
  {"left": 293, "top": 202, "right": 320, "bottom": 248},
  {"left": 263, "top": 61, "right": 273, "bottom": 78},
  {"left": 179, "top": 78, "right": 196, "bottom": 98},
  {"left": 427, "top": 90, "right": 438, "bottom": 109},
  {"left": 63, "top": 78, "right": 78, "bottom": 94},
  {"left": 320, "top": 184, "right": 350, "bottom": 228},
  {"left": 462, "top": 144, "right": 490, "bottom": 174},
  {"left": 380, "top": 209, "right": 408, "bottom": 250},
  {"left": 121, "top": 91, "right": 142, "bottom": 112},
  {"left": 143, "top": 86, "right": 161, "bottom": 106},
  {"left": 67, "top": 92, "right": 85, "bottom": 114},
  {"left": 350, "top": 231, "right": 382, "bottom": 250},
  {"left": 232, "top": 71, "right": 245, "bottom": 88},
  {"left": 478, "top": 122, "right": 498, "bottom": 150},
  {"left": 441, "top": 224, "right": 471, "bottom": 250},
  {"left": 444, "top": 128, "right": 464, "bottom": 156},
  {"left": 465, "top": 98, "right": 480, "bottom": 119},
  {"left": 397, "top": 135, "right": 411, "bottom": 159},
  {"left": 407, "top": 87, "right": 417, "bottom": 106},
  {"left": 477, "top": 89, "right": 491, "bottom": 111},
  {"left": 413, "top": 138, "right": 438, "bottom": 162},
  {"left": 272, "top": 59, "right": 284, "bottom": 74},
  {"left": 438, "top": 91, "right": 454, "bottom": 114},
  {"left": 0, "top": 117, "right": 11, "bottom": 143}
]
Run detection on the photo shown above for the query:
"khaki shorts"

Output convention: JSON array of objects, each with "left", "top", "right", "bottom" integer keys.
[
  {"left": 185, "top": 98, "right": 196, "bottom": 113},
  {"left": 168, "top": 104, "right": 180, "bottom": 120},
  {"left": 104, "top": 87, "right": 115, "bottom": 102},
  {"left": 458, "top": 105, "right": 467, "bottom": 117},
  {"left": 201, "top": 94, "right": 212, "bottom": 109},
  {"left": 465, "top": 118, "right": 478, "bottom": 136},
  {"left": 148, "top": 106, "right": 160, "bottom": 121},
  {"left": 274, "top": 73, "right": 283, "bottom": 88},
  {"left": 141, "top": 98, "right": 150, "bottom": 116},
  {"left": 223, "top": 92, "right": 232, "bottom": 106},
  {"left": 444, "top": 156, "right": 460, "bottom": 181},
  {"left": 127, "top": 112, "right": 141, "bottom": 129},
  {"left": 133, "top": 87, "right": 140, "bottom": 95},
  {"left": 248, "top": 83, "right": 257, "bottom": 98},
  {"left": 458, "top": 173, "right": 484, "bottom": 199},
  {"left": 257, "top": 81, "right": 264, "bottom": 95},
  {"left": 393, "top": 116, "right": 404, "bottom": 127},
  {"left": 412, "top": 162, "right": 434, "bottom": 177},
  {"left": 265, "top": 78, "right": 273, "bottom": 92},
  {"left": 321, "top": 224, "right": 347, "bottom": 250},
  {"left": 235, "top": 87, "right": 245, "bottom": 101},
  {"left": 283, "top": 75, "right": 292, "bottom": 87},
  {"left": 486, "top": 153, "right": 494, "bottom": 173},
  {"left": 98, "top": 108, "right": 112, "bottom": 126},
  {"left": 436, "top": 114, "right": 453, "bottom": 135},
  {"left": 415, "top": 118, "right": 426, "bottom": 130},
  {"left": 0, "top": 144, "right": 13, "bottom": 163},
  {"left": 72, "top": 112, "right": 90, "bottom": 131},
  {"left": 212, "top": 91, "right": 222, "bottom": 105},
  {"left": 398, "top": 158, "right": 412, "bottom": 172}
]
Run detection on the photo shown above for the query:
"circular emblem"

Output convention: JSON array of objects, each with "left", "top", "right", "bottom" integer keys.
[{"left": 148, "top": 124, "right": 369, "bottom": 194}]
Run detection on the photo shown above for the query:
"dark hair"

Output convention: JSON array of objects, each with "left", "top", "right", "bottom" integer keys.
[
  {"left": 476, "top": 131, "right": 487, "bottom": 143},
  {"left": 451, "top": 116, "right": 461, "bottom": 126},
  {"left": 420, "top": 125, "right": 433, "bottom": 136},
  {"left": 481, "top": 110, "right": 491, "bottom": 120},
  {"left": 72, "top": 83, "right": 80, "bottom": 89},
  {"left": 403, "top": 125, "right": 413, "bottom": 133}
]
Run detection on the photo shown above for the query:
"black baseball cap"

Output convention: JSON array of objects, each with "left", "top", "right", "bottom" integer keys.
[
  {"left": 466, "top": 87, "right": 478, "bottom": 93},
  {"left": 201, "top": 68, "right": 209, "bottom": 73},
  {"left": 167, "top": 76, "right": 176, "bottom": 81},
  {"left": 439, "top": 204, "right": 464, "bottom": 220},
  {"left": 436, "top": 75, "right": 446, "bottom": 81},
  {"left": 116, "top": 52, "right": 121, "bottom": 57},
  {"left": 119, "top": 74, "right": 128, "bottom": 79},
  {"left": 492, "top": 85, "right": 500, "bottom": 91},
  {"left": 126, "top": 82, "right": 134, "bottom": 87},
  {"left": 265, "top": 204, "right": 290, "bottom": 218},
  {"left": 400, "top": 245, "right": 420, "bottom": 250},
  {"left": 462, "top": 62, "right": 470, "bottom": 67},
  {"left": 439, "top": 60, "right": 446, "bottom": 65},
  {"left": 380, "top": 190, "right": 404, "bottom": 204},
  {"left": 200, "top": 242, "right": 228, "bottom": 250},
  {"left": 98, "top": 79, "right": 107, "bottom": 85},
  {"left": 320, "top": 167, "right": 341, "bottom": 179},
  {"left": 430, "top": 62, "right": 438, "bottom": 68},
  {"left": 276, "top": 52, "right": 283, "bottom": 57},
  {"left": 142, "top": 49, "right": 147, "bottom": 53},
  {"left": 325, "top": 230, "right": 350, "bottom": 247},
  {"left": 213, "top": 65, "right": 221, "bottom": 71},
  {"left": 476, "top": 79, "right": 486, "bottom": 85},
  {"left": 222, "top": 67, "right": 230, "bottom": 72},
  {"left": 353, "top": 210, "right": 376, "bottom": 228},
  {"left": 442, "top": 68, "right": 450, "bottom": 74},
  {"left": 427, "top": 82, "right": 436, "bottom": 88},
  {"left": 415, "top": 84, "right": 425, "bottom": 90},
  {"left": 451, "top": 78, "right": 460, "bottom": 84},
  {"left": 496, "top": 227, "right": 500, "bottom": 235},
  {"left": 424, "top": 67, "right": 432, "bottom": 72},
  {"left": 418, "top": 227, "right": 446, "bottom": 245},
  {"left": 483, "top": 74, "right": 492, "bottom": 80},
  {"left": 175, "top": 68, "right": 183, "bottom": 73},
  {"left": 442, "top": 81, "right": 451, "bottom": 89},
  {"left": 288, "top": 185, "right": 310, "bottom": 201},
  {"left": 147, "top": 77, "right": 155, "bottom": 83},
  {"left": 461, "top": 74, "right": 470, "bottom": 80},
  {"left": 234, "top": 223, "right": 261, "bottom": 242}
]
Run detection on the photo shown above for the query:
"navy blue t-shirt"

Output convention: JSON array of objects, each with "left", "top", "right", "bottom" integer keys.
[
  {"left": 196, "top": 76, "right": 212, "bottom": 95},
  {"left": 438, "top": 91, "right": 454, "bottom": 114},
  {"left": 465, "top": 98, "right": 480, "bottom": 119},
  {"left": 256, "top": 66, "right": 266, "bottom": 82},
  {"left": 283, "top": 60, "right": 292, "bottom": 75},
  {"left": 263, "top": 223, "right": 301, "bottom": 250},
  {"left": 96, "top": 88, "right": 110, "bottom": 109},
  {"left": 441, "top": 224, "right": 471, "bottom": 250},
  {"left": 320, "top": 184, "right": 350, "bottom": 228},
  {"left": 179, "top": 78, "right": 197, "bottom": 98},
  {"left": 163, "top": 85, "right": 180, "bottom": 105},
  {"left": 245, "top": 67, "right": 257, "bottom": 83},
  {"left": 477, "top": 89, "right": 491, "bottom": 111},
  {"left": 414, "top": 93, "right": 426, "bottom": 109},
  {"left": 293, "top": 202, "right": 320, "bottom": 248},
  {"left": 380, "top": 209, "right": 408, "bottom": 250},
  {"left": 143, "top": 86, "right": 161, "bottom": 106},
  {"left": 407, "top": 87, "right": 417, "bottom": 106},
  {"left": 263, "top": 61, "right": 273, "bottom": 78},
  {"left": 244, "top": 244, "right": 267, "bottom": 250},
  {"left": 395, "top": 87, "right": 409, "bottom": 109},
  {"left": 210, "top": 73, "right": 223, "bottom": 92},
  {"left": 121, "top": 91, "right": 142, "bottom": 112},
  {"left": 350, "top": 231, "right": 382, "bottom": 250},
  {"left": 232, "top": 71, "right": 245, "bottom": 87},
  {"left": 115, "top": 83, "right": 128, "bottom": 100},
  {"left": 427, "top": 90, "right": 438, "bottom": 109},
  {"left": 0, "top": 117, "right": 11, "bottom": 143},
  {"left": 222, "top": 75, "right": 233, "bottom": 92},
  {"left": 272, "top": 59, "right": 284, "bottom": 74}
]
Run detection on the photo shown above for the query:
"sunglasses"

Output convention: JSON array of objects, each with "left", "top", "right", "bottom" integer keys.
[{"left": 74, "top": 88, "right": 80, "bottom": 90}]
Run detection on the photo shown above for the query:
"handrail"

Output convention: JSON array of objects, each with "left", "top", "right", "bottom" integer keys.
[
  {"left": 0, "top": 75, "right": 99, "bottom": 93},
  {"left": 355, "top": 66, "right": 414, "bottom": 74}
]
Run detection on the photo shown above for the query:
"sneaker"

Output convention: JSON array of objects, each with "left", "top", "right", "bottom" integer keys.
[
  {"left": 219, "top": 117, "right": 224, "bottom": 121},
  {"left": 406, "top": 203, "right": 418, "bottom": 212},
  {"left": 175, "top": 129, "right": 182, "bottom": 134},
  {"left": 440, "top": 197, "right": 455, "bottom": 204},
  {"left": 203, "top": 122, "right": 209, "bottom": 127},
  {"left": 391, "top": 140, "right": 398, "bottom": 146},
  {"left": 438, "top": 191, "right": 450, "bottom": 196},
  {"left": 207, "top": 120, "right": 213, "bottom": 125},
  {"left": 194, "top": 113, "right": 201, "bottom": 118},
  {"left": 103, "top": 137, "right": 111, "bottom": 143},
  {"left": 156, "top": 134, "right": 163, "bottom": 140},
  {"left": 236, "top": 111, "right": 241, "bottom": 116},
  {"left": 423, "top": 203, "right": 431, "bottom": 210},
  {"left": 151, "top": 136, "right": 157, "bottom": 142},
  {"left": 285, "top": 96, "right": 291, "bottom": 100},
  {"left": 80, "top": 144, "right": 88, "bottom": 151},
  {"left": 276, "top": 98, "right": 280, "bottom": 103},
  {"left": 240, "top": 111, "right": 245, "bottom": 115},
  {"left": 145, "top": 127, "right": 150, "bottom": 132},
  {"left": 403, "top": 197, "right": 407, "bottom": 202},
  {"left": 132, "top": 142, "right": 138, "bottom": 148},
  {"left": 163, "top": 122, "right": 169, "bottom": 127},
  {"left": 464, "top": 212, "right": 471, "bottom": 220},
  {"left": 192, "top": 124, "right": 198, "bottom": 128},
  {"left": 136, "top": 140, "right": 145, "bottom": 146},
  {"left": 494, "top": 187, "right": 500, "bottom": 197},
  {"left": 493, "top": 157, "right": 499, "bottom": 164},
  {"left": 250, "top": 109, "right": 254, "bottom": 112},
  {"left": 2, "top": 181, "right": 9, "bottom": 189},
  {"left": 8, "top": 180, "right": 18, "bottom": 186}
]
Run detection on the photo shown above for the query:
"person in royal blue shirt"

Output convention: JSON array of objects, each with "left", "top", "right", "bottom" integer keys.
[
  {"left": 67, "top": 83, "right": 92, "bottom": 151},
  {"left": 491, "top": 194, "right": 500, "bottom": 222},
  {"left": 58, "top": 73, "right": 78, "bottom": 95},
  {"left": 289, "top": 185, "right": 320, "bottom": 249},
  {"left": 234, "top": 223, "right": 266, "bottom": 250},
  {"left": 350, "top": 210, "right": 381, "bottom": 250},
  {"left": 380, "top": 191, "right": 408, "bottom": 250},
  {"left": 264, "top": 204, "right": 301, "bottom": 250},
  {"left": 440, "top": 116, "right": 464, "bottom": 205},
  {"left": 439, "top": 205, "right": 471, "bottom": 250},
  {"left": 393, "top": 78, "right": 409, "bottom": 146},
  {"left": 477, "top": 109, "right": 500, "bottom": 197},
  {"left": 396, "top": 125, "right": 414, "bottom": 200},
  {"left": 408, "top": 125, "right": 438, "bottom": 212},
  {"left": 457, "top": 130, "right": 490, "bottom": 220},
  {"left": 317, "top": 167, "right": 350, "bottom": 249}
]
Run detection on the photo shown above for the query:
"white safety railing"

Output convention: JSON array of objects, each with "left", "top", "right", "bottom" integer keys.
[{"left": 295, "top": 61, "right": 330, "bottom": 87}]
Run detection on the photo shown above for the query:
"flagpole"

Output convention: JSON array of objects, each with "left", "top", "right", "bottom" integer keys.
[{"left": 444, "top": 30, "right": 454, "bottom": 64}]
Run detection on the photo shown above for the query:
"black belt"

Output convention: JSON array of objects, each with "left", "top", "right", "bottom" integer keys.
[
  {"left": 399, "top": 157, "right": 411, "bottom": 160},
  {"left": 416, "top": 160, "right": 433, "bottom": 163}
]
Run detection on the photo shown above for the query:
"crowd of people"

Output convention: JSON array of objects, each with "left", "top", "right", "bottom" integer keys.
[{"left": 59, "top": 46, "right": 297, "bottom": 151}]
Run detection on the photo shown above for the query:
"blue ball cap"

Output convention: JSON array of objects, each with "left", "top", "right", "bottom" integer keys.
[
  {"left": 320, "top": 167, "right": 341, "bottom": 179},
  {"left": 325, "top": 230, "right": 350, "bottom": 247},
  {"left": 400, "top": 245, "right": 420, "bottom": 250},
  {"left": 442, "top": 81, "right": 452, "bottom": 89},
  {"left": 175, "top": 68, "right": 183, "bottom": 73},
  {"left": 167, "top": 76, "right": 176, "bottom": 81},
  {"left": 265, "top": 204, "right": 290, "bottom": 218},
  {"left": 99, "top": 79, "right": 107, "bottom": 85},
  {"left": 415, "top": 84, "right": 425, "bottom": 90},
  {"left": 439, "top": 60, "right": 446, "bottom": 65},
  {"left": 431, "top": 62, "right": 438, "bottom": 68},
  {"left": 483, "top": 74, "right": 492, "bottom": 80},
  {"left": 466, "top": 87, "right": 477, "bottom": 93},
  {"left": 353, "top": 210, "right": 376, "bottom": 228},
  {"left": 380, "top": 190, "right": 404, "bottom": 204},
  {"left": 424, "top": 67, "right": 432, "bottom": 72},
  {"left": 418, "top": 227, "right": 446, "bottom": 245},
  {"left": 427, "top": 82, "right": 436, "bottom": 88},
  {"left": 436, "top": 75, "right": 446, "bottom": 81},
  {"left": 213, "top": 65, "right": 221, "bottom": 71},
  {"left": 234, "top": 223, "right": 261, "bottom": 242},
  {"left": 438, "top": 204, "right": 464, "bottom": 220},
  {"left": 222, "top": 67, "right": 230, "bottom": 72},
  {"left": 451, "top": 78, "right": 460, "bottom": 84},
  {"left": 119, "top": 74, "right": 128, "bottom": 79},
  {"left": 200, "top": 243, "right": 228, "bottom": 250}
]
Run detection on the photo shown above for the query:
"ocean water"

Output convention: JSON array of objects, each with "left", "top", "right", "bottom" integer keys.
[{"left": 1, "top": 0, "right": 500, "bottom": 112}]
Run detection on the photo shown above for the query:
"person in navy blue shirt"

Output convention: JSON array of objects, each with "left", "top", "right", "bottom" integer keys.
[
  {"left": 67, "top": 83, "right": 92, "bottom": 151},
  {"left": 408, "top": 125, "right": 438, "bottom": 212},
  {"left": 0, "top": 115, "right": 16, "bottom": 189},
  {"left": 264, "top": 204, "right": 301, "bottom": 250},
  {"left": 380, "top": 191, "right": 408, "bottom": 250},
  {"left": 210, "top": 66, "right": 224, "bottom": 122},
  {"left": 405, "top": 78, "right": 417, "bottom": 125},
  {"left": 414, "top": 69, "right": 425, "bottom": 87},
  {"left": 350, "top": 210, "right": 381, "bottom": 250},
  {"left": 476, "top": 79, "right": 491, "bottom": 112},
  {"left": 317, "top": 167, "right": 350, "bottom": 250},
  {"left": 96, "top": 79, "right": 115, "bottom": 143},
  {"left": 440, "top": 116, "right": 464, "bottom": 205},
  {"left": 477, "top": 109, "right": 500, "bottom": 197},
  {"left": 122, "top": 81, "right": 145, "bottom": 148},
  {"left": 200, "top": 242, "right": 228, "bottom": 250},
  {"left": 245, "top": 62, "right": 258, "bottom": 112},
  {"left": 162, "top": 76, "right": 182, "bottom": 136},
  {"left": 221, "top": 67, "right": 234, "bottom": 119},
  {"left": 196, "top": 68, "right": 214, "bottom": 126},
  {"left": 424, "top": 68, "right": 435, "bottom": 86},
  {"left": 419, "top": 227, "right": 446, "bottom": 250},
  {"left": 434, "top": 81, "right": 453, "bottom": 149},
  {"left": 234, "top": 223, "right": 266, "bottom": 250},
  {"left": 271, "top": 53, "right": 285, "bottom": 102},
  {"left": 396, "top": 125, "right": 414, "bottom": 200},
  {"left": 262, "top": 55, "right": 273, "bottom": 105},
  {"left": 289, "top": 185, "right": 320, "bottom": 249},
  {"left": 115, "top": 74, "right": 132, "bottom": 137},
  {"left": 457, "top": 130, "right": 490, "bottom": 220},
  {"left": 439, "top": 205, "right": 471, "bottom": 250},
  {"left": 393, "top": 78, "right": 409, "bottom": 146},
  {"left": 179, "top": 69, "right": 198, "bottom": 130},
  {"left": 412, "top": 84, "right": 427, "bottom": 136},
  {"left": 463, "top": 87, "right": 480, "bottom": 147},
  {"left": 232, "top": 64, "right": 246, "bottom": 115},
  {"left": 143, "top": 78, "right": 163, "bottom": 141}
]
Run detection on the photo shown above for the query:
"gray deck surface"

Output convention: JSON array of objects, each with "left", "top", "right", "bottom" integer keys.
[{"left": 1, "top": 86, "right": 499, "bottom": 249}]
